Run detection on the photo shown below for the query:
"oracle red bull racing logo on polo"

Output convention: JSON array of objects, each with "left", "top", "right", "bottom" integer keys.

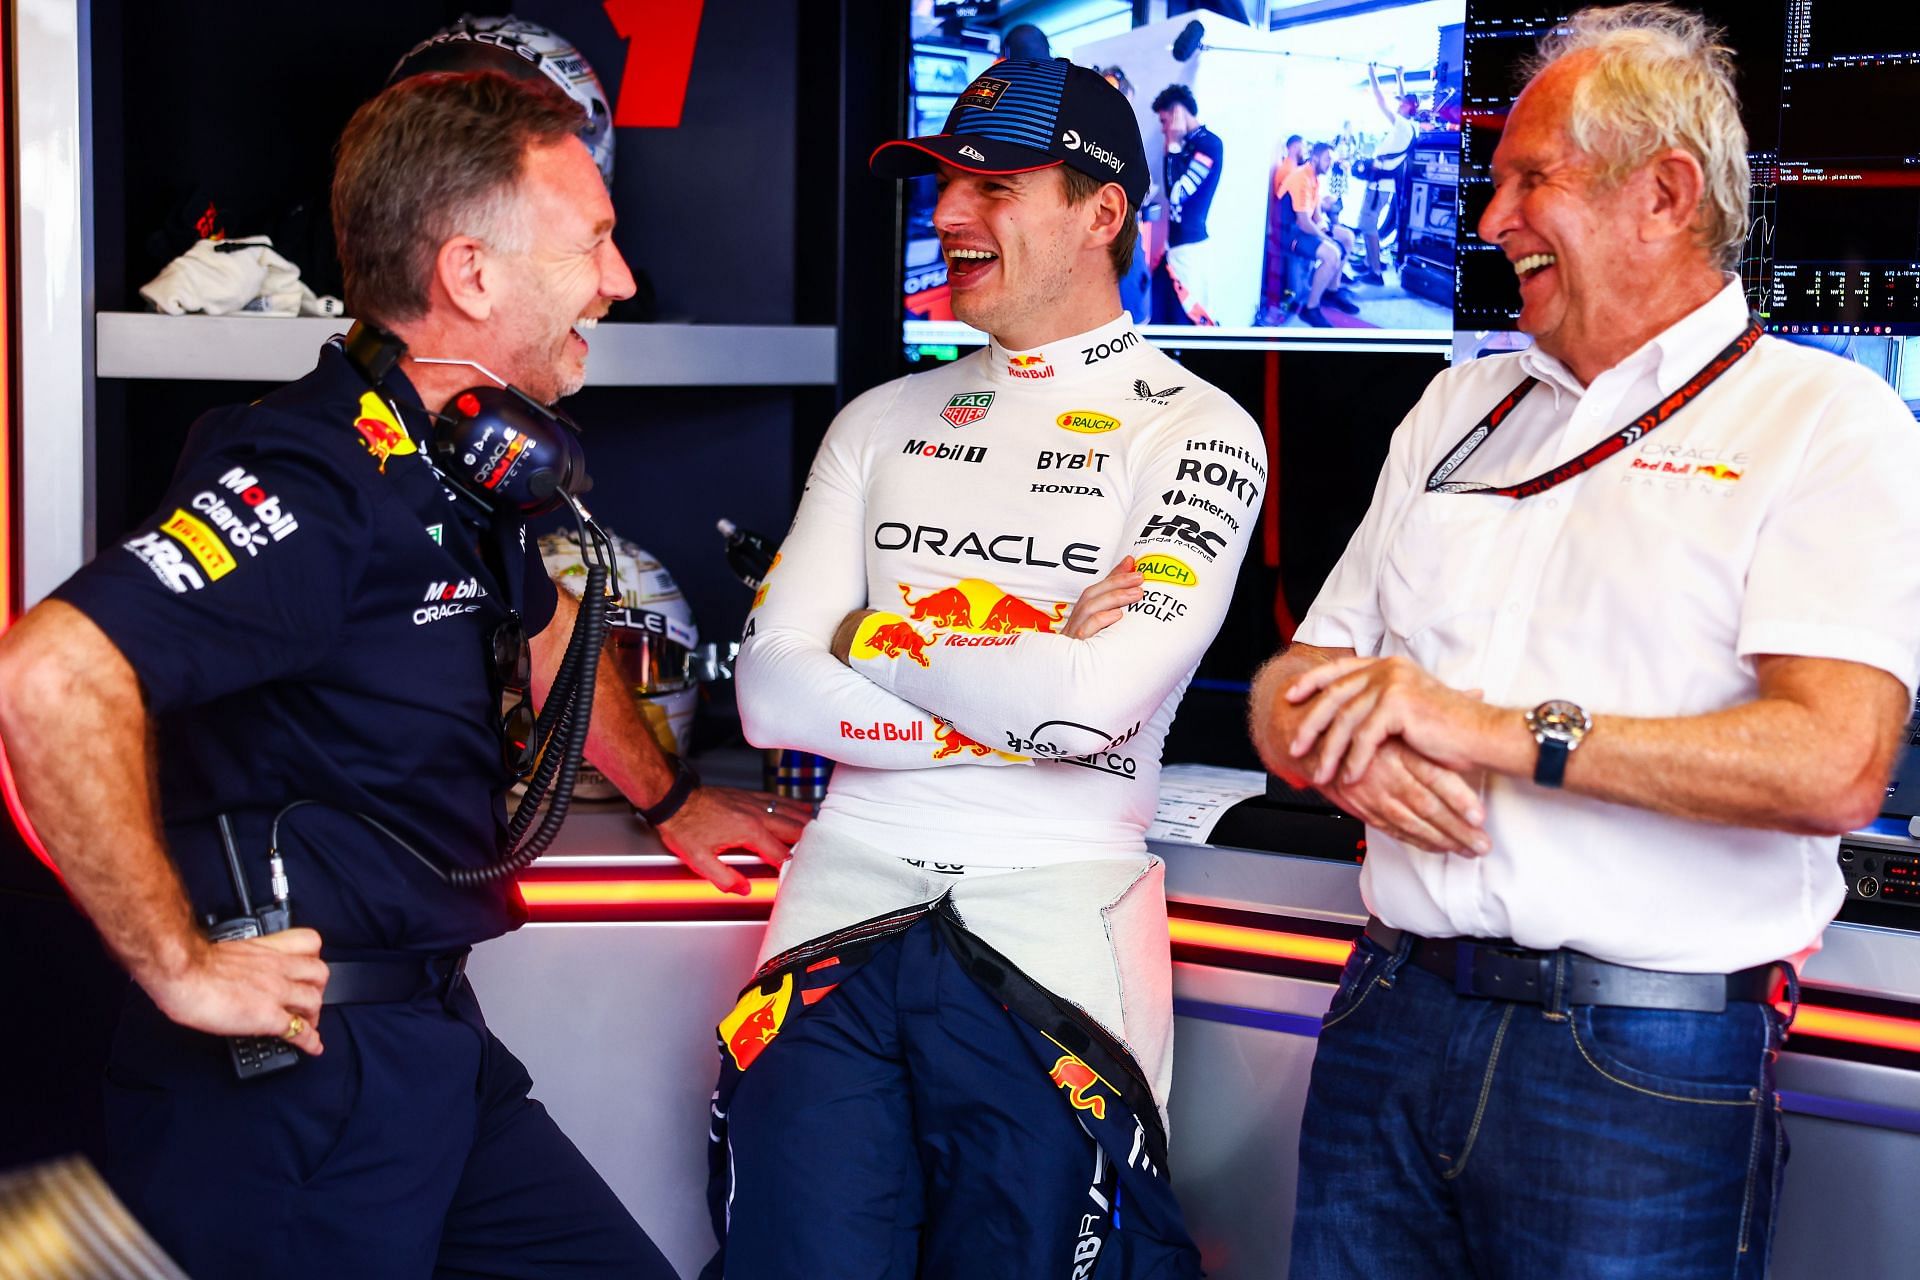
[
  {"left": 1007, "top": 353, "right": 1054, "bottom": 379},
  {"left": 940, "top": 392, "right": 995, "bottom": 428},
  {"left": 353, "top": 391, "right": 417, "bottom": 472}
]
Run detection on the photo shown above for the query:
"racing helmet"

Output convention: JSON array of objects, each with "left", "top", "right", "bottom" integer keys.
[
  {"left": 390, "top": 14, "right": 616, "bottom": 187},
  {"left": 539, "top": 530, "right": 699, "bottom": 799}
]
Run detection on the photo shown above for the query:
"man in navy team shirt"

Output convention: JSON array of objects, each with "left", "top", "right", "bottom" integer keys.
[{"left": 0, "top": 70, "right": 805, "bottom": 1278}]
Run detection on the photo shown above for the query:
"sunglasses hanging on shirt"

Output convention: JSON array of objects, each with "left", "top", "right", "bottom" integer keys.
[{"left": 340, "top": 319, "right": 620, "bottom": 885}]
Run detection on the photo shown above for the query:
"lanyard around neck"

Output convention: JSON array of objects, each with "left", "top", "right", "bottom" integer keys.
[{"left": 1425, "top": 316, "right": 1764, "bottom": 500}]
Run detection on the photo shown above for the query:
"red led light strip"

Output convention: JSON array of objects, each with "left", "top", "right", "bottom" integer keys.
[
  {"left": 515, "top": 876, "right": 1920, "bottom": 1057},
  {"left": 0, "top": 18, "right": 52, "bottom": 874}
]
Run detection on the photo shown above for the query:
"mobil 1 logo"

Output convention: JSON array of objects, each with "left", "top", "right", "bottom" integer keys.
[{"left": 905, "top": 439, "right": 988, "bottom": 465}]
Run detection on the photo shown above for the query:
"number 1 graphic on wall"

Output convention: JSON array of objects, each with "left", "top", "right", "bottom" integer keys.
[{"left": 603, "top": 0, "right": 706, "bottom": 129}]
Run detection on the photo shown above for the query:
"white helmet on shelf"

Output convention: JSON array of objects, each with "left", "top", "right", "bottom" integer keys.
[
  {"left": 539, "top": 529, "right": 700, "bottom": 799},
  {"left": 390, "top": 14, "right": 616, "bottom": 187}
]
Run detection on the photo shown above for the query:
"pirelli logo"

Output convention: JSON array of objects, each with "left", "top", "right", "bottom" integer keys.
[{"left": 160, "top": 509, "right": 236, "bottom": 581}]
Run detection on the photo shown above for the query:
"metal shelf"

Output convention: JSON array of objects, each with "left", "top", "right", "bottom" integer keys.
[{"left": 94, "top": 312, "right": 837, "bottom": 386}]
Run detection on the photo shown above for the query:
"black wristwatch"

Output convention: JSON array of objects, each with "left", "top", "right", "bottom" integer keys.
[
  {"left": 1524, "top": 700, "right": 1591, "bottom": 788},
  {"left": 634, "top": 755, "right": 701, "bottom": 826}
]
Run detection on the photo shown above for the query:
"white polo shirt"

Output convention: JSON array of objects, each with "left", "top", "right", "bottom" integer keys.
[{"left": 1297, "top": 280, "right": 1920, "bottom": 971}]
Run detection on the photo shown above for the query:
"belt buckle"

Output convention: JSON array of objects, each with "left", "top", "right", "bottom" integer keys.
[{"left": 436, "top": 950, "right": 470, "bottom": 1005}]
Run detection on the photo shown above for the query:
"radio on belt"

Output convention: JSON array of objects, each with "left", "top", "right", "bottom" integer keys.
[{"left": 203, "top": 814, "right": 300, "bottom": 1079}]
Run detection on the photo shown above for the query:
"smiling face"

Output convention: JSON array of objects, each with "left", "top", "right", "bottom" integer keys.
[
  {"left": 483, "top": 137, "right": 636, "bottom": 402},
  {"left": 935, "top": 162, "right": 1116, "bottom": 349},
  {"left": 1477, "top": 55, "right": 1645, "bottom": 373}
]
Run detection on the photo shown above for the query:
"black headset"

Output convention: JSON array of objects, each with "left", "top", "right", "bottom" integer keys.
[
  {"left": 338, "top": 318, "right": 615, "bottom": 885},
  {"left": 341, "top": 320, "right": 590, "bottom": 516}
]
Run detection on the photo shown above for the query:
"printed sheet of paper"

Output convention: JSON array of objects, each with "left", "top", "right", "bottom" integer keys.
[{"left": 1147, "top": 764, "right": 1268, "bottom": 845}]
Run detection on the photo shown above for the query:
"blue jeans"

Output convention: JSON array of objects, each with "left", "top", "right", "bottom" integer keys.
[{"left": 1291, "top": 934, "right": 1790, "bottom": 1279}]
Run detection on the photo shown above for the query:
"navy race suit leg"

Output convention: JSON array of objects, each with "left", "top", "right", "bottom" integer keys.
[{"left": 704, "top": 904, "right": 1199, "bottom": 1280}]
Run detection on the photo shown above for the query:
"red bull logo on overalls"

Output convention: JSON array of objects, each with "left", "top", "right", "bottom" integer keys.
[
  {"left": 1049, "top": 1054, "right": 1108, "bottom": 1120},
  {"left": 719, "top": 973, "right": 795, "bottom": 1072}
]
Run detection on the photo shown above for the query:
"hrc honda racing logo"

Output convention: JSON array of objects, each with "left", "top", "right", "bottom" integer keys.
[{"left": 415, "top": 577, "right": 488, "bottom": 626}]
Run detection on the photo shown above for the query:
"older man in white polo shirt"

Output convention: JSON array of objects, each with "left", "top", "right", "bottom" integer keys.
[{"left": 1249, "top": 7, "right": 1920, "bottom": 1277}]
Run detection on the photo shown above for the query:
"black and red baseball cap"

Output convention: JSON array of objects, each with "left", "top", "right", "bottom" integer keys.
[{"left": 871, "top": 58, "right": 1149, "bottom": 208}]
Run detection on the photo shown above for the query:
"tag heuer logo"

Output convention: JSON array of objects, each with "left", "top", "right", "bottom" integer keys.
[
  {"left": 941, "top": 392, "right": 995, "bottom": 428},
  {"left": 959, "top": 145, "right": 986, "bottom": 162},
  {"left": 958, "top": 76, "right": 1010, "bottom": 110}
]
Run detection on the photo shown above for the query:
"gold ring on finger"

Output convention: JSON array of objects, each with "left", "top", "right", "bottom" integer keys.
[{"left": 283, "top": 1014, "right": 307, "bottom": 1041}]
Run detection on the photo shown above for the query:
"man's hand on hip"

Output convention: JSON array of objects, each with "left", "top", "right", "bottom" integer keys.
[
  {"left": 656, "top": 787, "right": 812, "bottom": 895},
  {"left": 145, "top": 927, "right": 330, "bottom": 1056}
]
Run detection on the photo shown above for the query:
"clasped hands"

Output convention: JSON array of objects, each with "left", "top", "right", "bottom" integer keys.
[{"left": 1267, "top": 654, "right": 1504, "bottom": 857}]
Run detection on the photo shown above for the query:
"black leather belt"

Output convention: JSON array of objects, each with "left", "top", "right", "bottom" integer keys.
[
  {"left": 322, "top": 948, "right": 470, "bottom": 1006},
  {"left": 1364, "top": 922, "right": 1780, "bottom": 1013}
]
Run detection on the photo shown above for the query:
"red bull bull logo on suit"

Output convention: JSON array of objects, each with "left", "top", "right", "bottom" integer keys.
[{"left": 353, "top": 391, "right": 418, "bottom": 473}]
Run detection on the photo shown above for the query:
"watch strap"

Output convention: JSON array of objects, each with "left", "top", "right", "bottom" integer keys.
[
  {"left": 635, "top": 755, "right": 701, "bottom": 826},
  {"left": 1533, "top": 735, "right": 1571, "bottom": 788}
]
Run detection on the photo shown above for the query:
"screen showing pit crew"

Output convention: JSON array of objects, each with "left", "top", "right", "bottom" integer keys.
[{"left": 900, "top": 1, "right": 1465, "bottom": 364}]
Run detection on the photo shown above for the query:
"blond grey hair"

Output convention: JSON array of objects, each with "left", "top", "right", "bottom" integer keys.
[{"left": 1528, "top": 4, "right": 1748, "bottom": 268}]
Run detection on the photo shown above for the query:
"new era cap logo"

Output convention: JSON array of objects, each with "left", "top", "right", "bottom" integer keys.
[
  {"left": 1062, "top": 129, "right": 1082, "bottom": 150},
  {"left": 958, "top": 76, "right": 1010, "bottom": 110},
  {"left": 959, "top": 145, "right": 986, "bottom": 162}
]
